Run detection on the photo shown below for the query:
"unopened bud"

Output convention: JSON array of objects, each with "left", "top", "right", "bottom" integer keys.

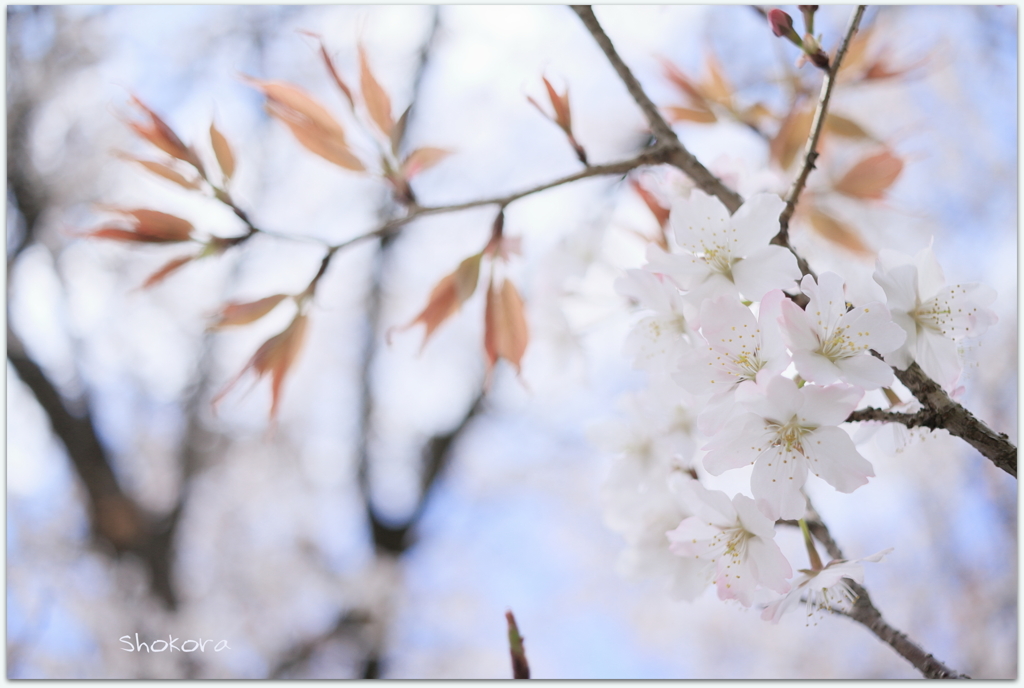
[{"left": 768, "top": 9, "right": 795, "bottom": 38}]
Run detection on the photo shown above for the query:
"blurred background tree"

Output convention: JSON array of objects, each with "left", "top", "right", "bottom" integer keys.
[{"left": 6, "top": 5, "right": 1016, "bottom": 678}]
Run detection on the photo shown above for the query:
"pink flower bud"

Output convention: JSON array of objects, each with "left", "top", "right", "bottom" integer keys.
[{"left": 768, "top": 9, "right": 795, "bottom": 38}]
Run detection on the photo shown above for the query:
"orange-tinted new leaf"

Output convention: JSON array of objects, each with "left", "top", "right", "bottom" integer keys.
[
  {"left": 142, "top": 254, "right": 196, "bottom": 289},
  {"left": 484, "top": 279, "right": 529, "bottom": 375},
  {"left": 213, "top": 313, "right": 310, "bottom": 420},
  {"left": 542, "top": 77, "right": 572, "bottom": 134},
  {"left": 299, "top": 31, "right": 356, "bottom": 109},
  {"left": 630, "top": 179, "right": 670, "bottom": 229},
  {"left": 90, "top": 208, "right": 194, "bottom": 243},
  {"left": 703, "top": 52, "right": 733, "bottom": 107},
  {"left": 210, "top": 122, "right": 237, "bottom": 180},
  {"left": 398, "top": 253, "right": 483, "bottom": 349},
  {"left": 401, "top": 147, "right": 452, "bottom": 179},
  {"left": 665, "top": 106, "right": 717, "bottom": 124},
  {"left": 359, "top": 45, "right": 394, "bottom": 137},
  {"left": 127, "top": 96, "right": 194, "bottom": 164},
  {"left": 807, "top": 207, "right": 873, "bottom": 255},
  {"left": 770, "top": 105, "right": 814, "bottom": 170},
  {"left": 824, "top": 113, "right": 871, "bottom": 140},
  {"left": 834, "top": 151, "right": 904, "bottom": 199},
  {"left": 210, "top": 294, "right": 290, "bottom": 329},
  {"left": 246, "top": 77, "right": 366, "bottom": 172}
]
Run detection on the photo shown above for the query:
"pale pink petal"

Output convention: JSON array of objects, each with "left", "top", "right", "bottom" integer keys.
[
  {"left": 839, "top": 302, "right": 907, "bottom": 354},
  {"left": 873, "top": 262, "right": 918, "bottom": 314},
  {"left": 732, "top": 493, "right": 777, "bottom": 541},
  {"left": 702, "top": 414, "right": 771, "bottom": 475},
  {"left": 750, "top": 445, "right": 808, "bottom": 520},
  {"left": 671, "top": 189, "right": 731, "bottom": 254},
  {"left": 791, "top": 349, "right": 843, "bottom": 385},
  {"left": 914, "top": 329, "right": 962, "bottom": 390},
  {"left": 744, "top": 533, "right": 793, "bottom": 594},
  {"left": 756, "top": 290, "right": 790, "bottom": 366},
  {"left": 914, "top": 246, "right": 946, "bottom": 300},
  {"left": 779, "top": 298, "right": 821, "bottom": 352},
  {"left": 798, "top": 383, "right": 863, "bottom": 426},
  {"left": 803, "top": 272, "right": 848, "bottom": 328},
  {"left": 834, "top": 353, "right": 894, "bottom": 389},
  {"left": 645, "top": 243, "right": 709, "bottom": 292},
  {"left": 728, "top": 193, "right": 786, "bottom": 253},
  {"left": 803, "top": 426, "right": 874, "bottom": 493},
  {"left": 732, "top": 245, "right": 801, "bottom": 302}
]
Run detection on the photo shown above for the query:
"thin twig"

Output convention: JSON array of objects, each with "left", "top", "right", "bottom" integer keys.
[
  {"left": 570, "top": 5, "right": 745, "bottom": 214},
  {"left": 775, "top": 5, "right": 866, "bottom": 245},
  {"left": 323, "top": 145, "right": 673, "bottom": 258}
]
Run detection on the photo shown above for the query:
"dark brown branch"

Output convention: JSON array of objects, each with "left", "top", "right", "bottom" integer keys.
[
  {"left": 791, "top": 502, "right": 970, "bottom": 679},
  {"left": 570, "top": 5, "right": 745, "bottom": 214},
  {"left": 892, "top": 362, "right": 1016, "bottom": 477},
  {"left": 834, "top": 582, "right": 970, "bottom": 679},
  {"left": 774, "top": 5, "right": 866, "bottom": 272}
]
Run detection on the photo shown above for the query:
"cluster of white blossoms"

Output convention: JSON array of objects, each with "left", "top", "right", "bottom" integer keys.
[{"left": 600, "top": 190, "right": 997, "bottom": 621}]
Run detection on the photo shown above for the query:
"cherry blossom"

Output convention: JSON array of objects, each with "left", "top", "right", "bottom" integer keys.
[
  {"left": 873, "top": 247, "right": 997, "bottom": 390},
  {"left": 779, "top": 272, "right": 906, "bottom": 390},
  {"left": 702, "top": 375, "right": 870, "bottom": 520},
  {"left": 646, "top": 190, "right": 801, "bottom": 306},
  {"left": 616, "top": 268, "right": 695, "bottom": 371},
  {"left": 666, "top": 481, "right": 792, "bottom": 606},
  {"left": 762, "top": 548, "right": 893, "bottom": 624},
  {"left": 675, "top": 290, "right": 790, "bottom": 433}
]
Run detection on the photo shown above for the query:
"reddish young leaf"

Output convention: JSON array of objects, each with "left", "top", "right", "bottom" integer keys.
[
  {"left": 89, "top": 208, "right": 194, "bottom": 243},
  {"left": 213, "top": 313, "right": 310, "bottom": 420},
  {"left": 393, "top": 253, "right": 483, "bottom": 350},
  {"left": 833, "top": 150, "right": 904, "bottom": 199},
  {"left": 664, "top": 106, "right": 717, "bottom": 124},
  {"left": 116, "top": 152, "right": 203, "bottom": 190},
  {"left": 703, "top": 52, "right": 733, "bottom": 107},
  {"left": 245, "top": 77, "right": 365, "bottom": 172},
  {"left": 209, "top": 294, "right": 290, "bottom": 329},
  {"left": 823, "top": 113, "right": 872, "bottom": 140},
  {"left": 806, "top": 206, "right": 873, "bottom": 255},
  {"left": 391, "top": 104, "right": 411, "bottom": 157},
  {"left": 299, "top": 30, "right": 356, "bottom": 109},
  {"left": 359, "top": 44, "right": 394, "bottom": 137},
  {"left": 660, "top": 58, "right": 706, "bottom": 106},
  {"left": 542, "top": 76, "right": 572, "bottom": 134},
  {"left": 484, "top": 278, "right": 529, "bottom": 376},
  {"left": 126, "top": 95, "right": 197, "bottom": 166},
  {"left": 210, "top": 122, "right": 236, "bottom": 180},
  {"left": 769, "top": 105, "right": 814, "bottom": 170},
  {"left": 142, "top": 254, "right": 197, "bottom": 289},
  {"left": 400, "top": 147, "right": 452, "bottom": 180},
  {"left": 630, "top": 179, "right": 670, "bottom": 229}
]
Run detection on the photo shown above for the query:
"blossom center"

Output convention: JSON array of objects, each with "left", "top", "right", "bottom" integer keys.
[
  {"left": 817, "top": 322, "right": 867, "bottom": 361},
  {"left": 699, "top": 242, "right": 735, "bottom": 280},
  {"left": 768, "top": 418, "right": 810, "bottom": 454}
]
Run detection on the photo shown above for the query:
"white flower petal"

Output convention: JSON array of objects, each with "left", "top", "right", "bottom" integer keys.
[
  {"left": 671, "top": 189, "right": 731, "bottom": 254},
  {"left": 803, "top": 426, "right": 874, "bottom": 493},
  {"left": 728, "top": 193, "right": 786, "bottom": 252},
  {"left": 732, "top": 245, "right": 801, "bottom": 301},
  {"left": 834, "top": 354, "right": 894, "bottom": 389},
  {"left": 750, "top": 445, "right": 808, "bottom": 520}
]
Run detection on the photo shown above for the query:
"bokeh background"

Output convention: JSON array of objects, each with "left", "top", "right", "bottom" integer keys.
[{"left": 6, "top": 5, "right": 1017, "bottom": 679}]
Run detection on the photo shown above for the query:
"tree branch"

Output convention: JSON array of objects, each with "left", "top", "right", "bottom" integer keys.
[
  {"left": 893, "top": 362, "right": 1016, "bottom": 477},
  {"left": 773, "top": 5, "right": 866, "bottom": 272},
  {"left": 570, "top": 5, "right": 745, "bottom": 214},
  {"left": 790, "top": 501, "right": 970, "bottom": 679}
]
